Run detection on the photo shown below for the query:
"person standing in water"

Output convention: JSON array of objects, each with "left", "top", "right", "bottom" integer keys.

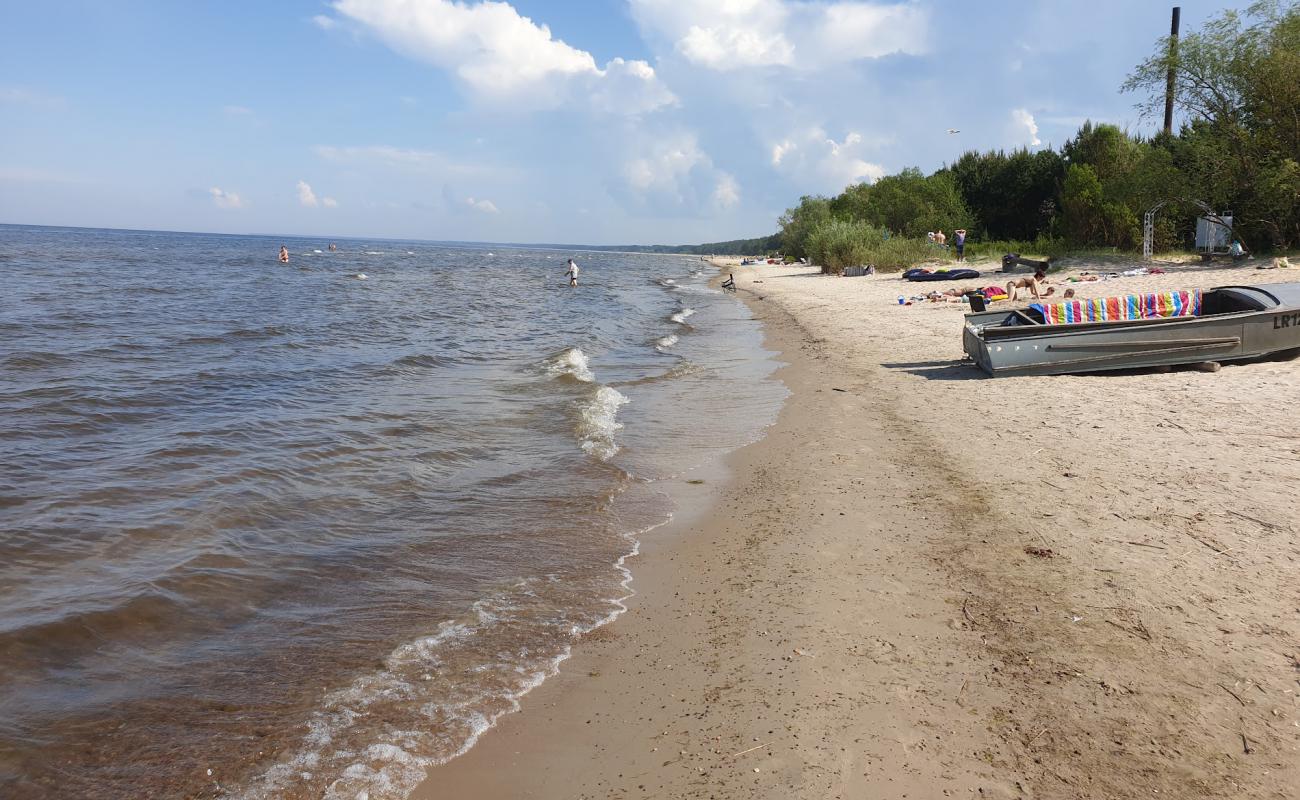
[
  {"left": 565, "top": 258, "right": 580, "bottom": 287},
  {"left": 279, "top": 246, "right": 289, "bottom": 264}
]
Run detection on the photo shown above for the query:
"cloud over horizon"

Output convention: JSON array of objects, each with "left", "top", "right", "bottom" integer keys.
[
  {"left": 209, "top": 187, "right": 243, "bottom": 209},
  {"left": 327, "top": 0, "right": 676, "bottom": 114},
  {"left": 628, "top": 0, "right": 928, "bottom": 70}
]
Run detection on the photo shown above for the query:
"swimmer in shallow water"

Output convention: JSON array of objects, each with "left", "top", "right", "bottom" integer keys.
[
  {"left": 565, "top": 259, "right": 580, "bottom": 287},
  {"left": 279, "top": 246, "right": 289, "bottom": 264}
]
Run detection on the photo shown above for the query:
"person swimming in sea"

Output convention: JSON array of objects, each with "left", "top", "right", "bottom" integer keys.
[
  {"left": 279, "top": 246, "right": 289, "bottom": 264},
  {"left": 565, "top": 259, "right": 580, "bottom": 287}
]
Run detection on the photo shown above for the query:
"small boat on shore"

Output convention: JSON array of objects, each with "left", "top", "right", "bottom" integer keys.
[{"left": 963, "top": 283, "right": 1300, "bottom": 376}]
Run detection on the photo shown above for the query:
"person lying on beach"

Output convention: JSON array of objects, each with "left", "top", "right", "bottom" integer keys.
[{"left": 1006, "top": 268, "right": 1049, "bottom": 301}]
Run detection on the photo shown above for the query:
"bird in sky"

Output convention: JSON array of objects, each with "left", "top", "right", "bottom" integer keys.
[{"left": 946, "top": 129, "right": 961, "bottom": 134}]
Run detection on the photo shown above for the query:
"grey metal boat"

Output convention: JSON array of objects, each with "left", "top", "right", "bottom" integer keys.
[{"left": 963, "top": 282, "right": 1300, "bottom": 377}]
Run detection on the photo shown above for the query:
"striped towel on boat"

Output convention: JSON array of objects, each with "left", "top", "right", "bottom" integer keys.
[{"left": 1031, "top": 289, "right": 1201, "bottom": 325}]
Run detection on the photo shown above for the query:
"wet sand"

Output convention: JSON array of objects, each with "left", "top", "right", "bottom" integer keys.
[{"left": 413, "top": 256, "right": 1300, "bottom": 799}]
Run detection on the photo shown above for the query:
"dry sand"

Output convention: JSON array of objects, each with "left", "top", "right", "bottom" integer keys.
[{"left": 414, "top": 255, "right": 1300, "bottom": 799}]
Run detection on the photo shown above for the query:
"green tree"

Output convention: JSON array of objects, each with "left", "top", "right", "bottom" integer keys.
[
  {"left": 848, "top": 168, "right": 971, "bottom": 237},
  {"left": 1124, "top": 0, "right": 1300, "bottom": 246},
  {"left": 777, "top": 195, "right": 833, "bottom": 258},
  {"left": 1060, "top": 163, "right": 1138, "bottom": 247}
]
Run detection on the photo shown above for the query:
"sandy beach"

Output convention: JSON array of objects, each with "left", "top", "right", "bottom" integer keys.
[{"left": 414, "top": 255, "right": 1300, "bottom": 799}]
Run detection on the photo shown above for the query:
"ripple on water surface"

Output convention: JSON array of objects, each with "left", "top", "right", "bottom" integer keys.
[{"left": 0, "top": 226, "right": 786, "bottom": 799}]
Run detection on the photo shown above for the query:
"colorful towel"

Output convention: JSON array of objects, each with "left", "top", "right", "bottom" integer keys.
[{"left": 1030, "top": 289, "right": 1202, "bottom": 325}]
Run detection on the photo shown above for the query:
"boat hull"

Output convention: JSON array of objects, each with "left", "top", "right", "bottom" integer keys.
[{"left": 964, "top": 306, "right": 1300, "bottom": 377}]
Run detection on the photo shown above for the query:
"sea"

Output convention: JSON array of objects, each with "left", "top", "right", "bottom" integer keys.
[{"left": 0, "top": 225, "right": 785, "bottom": 799}]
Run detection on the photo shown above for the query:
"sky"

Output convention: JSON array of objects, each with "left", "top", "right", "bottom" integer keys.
[{"left": 0, "top": 0, "right": 1249, "bottom": 245}]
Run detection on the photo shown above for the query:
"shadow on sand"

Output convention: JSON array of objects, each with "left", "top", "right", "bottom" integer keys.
[{"left": 882, "top": 359, "right": 984, "bottom": 381}]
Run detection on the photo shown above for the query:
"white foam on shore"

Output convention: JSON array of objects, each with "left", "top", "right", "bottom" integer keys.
[
  {"left": 544, "top": 348, "right": 594, "bottom": 383},
  {"left": 232, "top": 509, "right": 671, "bottom": 800},
  {"left": 655, "top": 334, "right": 679, "bottom": 351},
  {"left": 577, "top": 386, "right": 630, "bottom": 460},
  {"left": 669, "top": 308, "right": 696, "bottom": 325}
]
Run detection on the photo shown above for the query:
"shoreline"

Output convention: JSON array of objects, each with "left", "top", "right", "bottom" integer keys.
[{"left": 413, "top": 257, "right": 1300, "bottom": 799}]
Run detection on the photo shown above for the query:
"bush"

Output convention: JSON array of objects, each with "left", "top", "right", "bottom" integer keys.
[
  {"left": 962, "top": 235, "right": 1070, "bottom": 263},
  {"left": 806, "top": 220, "right": 887, "bottom": 274},
  {"left": 868, "top": 237, "right": 941, "bottom": 272}
]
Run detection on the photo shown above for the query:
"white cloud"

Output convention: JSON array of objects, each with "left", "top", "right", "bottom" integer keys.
[
  {"left": 587, "top": 57, "right": 679, "bottom": 115},
  {"left": 611, "top": 129, "right": 737, "bottom": 216},
  {"left": 323, "top": 197, "right": 339, "bottom": 208},
  {"left": 297, "top": 180, "right": 319, "bottom": 207},
  {"left": 771, "top": 140, "right": 795, "bottom": 167},
  {"left": 712, "top": 174, "right": 741, "bottom": 209},
  {"left": 330, "top": 0, "right": 675, "bottom": 113},
  {"left": 770, "top": 127, "right": 886, "bottom": 193},
  {"left": 628, "top": 0, "right": 928, "bottom": 71},
  {"left": 209, "top": 187, "right": 243, "bottom": 209},
  {"left": 465, "top": 197, "right": 499, "bottom": 214},
  {"left": 312, "top": 14, "right": 338, "bottom": 29},
  {"left": 1011, "top": 108, "right": 1042, "bottom": 147},
  {"left": 623, "top": 133, "right": 707, "bottom": 196},
  {"left": 223, "top": 105, "right": 253, "bottom": 115}
]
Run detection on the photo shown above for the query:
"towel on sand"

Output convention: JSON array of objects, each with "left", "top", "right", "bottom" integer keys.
[{"left": 1031, "top": 290, "right": 1202, "bottom": 325}]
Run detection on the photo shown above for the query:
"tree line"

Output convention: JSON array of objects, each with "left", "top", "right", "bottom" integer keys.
[{"left": 769, "top": 1, "right": 1298, "bottom": 270}]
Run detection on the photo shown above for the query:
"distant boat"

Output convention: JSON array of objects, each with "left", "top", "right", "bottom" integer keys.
[{"left": 963, "top": 283, "right": 1300, "bottom": 376}]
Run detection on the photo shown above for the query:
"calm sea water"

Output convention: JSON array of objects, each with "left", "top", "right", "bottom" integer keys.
[{"left": 0, "top": 225, "right": 784, "bottom": 799}]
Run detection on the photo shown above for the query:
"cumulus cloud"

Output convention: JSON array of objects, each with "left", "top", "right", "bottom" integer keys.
[
  {"left": 1011, "top": 108, "right": 1042, "bottom": 147},
  {"left": 297, "top": 180, "right": 319, "bottom": 207},
  {"left": 712, "top": 174, "right": 741, "bottom": 209},
  {"left": 770, "top": 127, "right": 886, "bottom": 193},
  {"left": 610, "top": 130, "right": 737, "bottom": 216},
  {"left": 327, "top": 0, "right": 675, "bottom": 113},
  {"left": 209, "top": 187, "right": 243, "bottom": 209},
  {"left": 629, "top": 0, "right": 928, "bottom": 71},
  {"left": 465, "top": 197, "right": 499, "bottom": 214},
  {"left": 312, "top": 14, "right": 338, "bottom": 29},
  {"left": 587, "top": 57, "right": 679, "bottom": 115},
  {"left": 297, "top": 180, "right": 338, "bottom": 208}
]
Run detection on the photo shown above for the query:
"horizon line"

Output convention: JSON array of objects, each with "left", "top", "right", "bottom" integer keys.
[{"left": 0, "top": 220, "right": 772, "bottom": 253}]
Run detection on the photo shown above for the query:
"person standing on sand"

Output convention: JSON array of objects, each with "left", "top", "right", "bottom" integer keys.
[
  {"left": 279, "top": 246, "right": 289, "bottom": 264},
  {"left": 565, "top": 258, "right": 580, "bottom": 287},
  {"left": 954, "top": 229, "right": 967, "bottom": 262}
]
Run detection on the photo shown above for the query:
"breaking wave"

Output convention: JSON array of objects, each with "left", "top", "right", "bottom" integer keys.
[
  {"left": 577, "top": 386, "right": 630, "bottom": 461},
  {"left": 544, "top": 348, "right": 594, "bottom": 383}
]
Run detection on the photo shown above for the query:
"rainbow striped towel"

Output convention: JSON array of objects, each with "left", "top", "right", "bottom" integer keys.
[{"left": 1031, "top": 289, "right": 1202, "bottom": 325}]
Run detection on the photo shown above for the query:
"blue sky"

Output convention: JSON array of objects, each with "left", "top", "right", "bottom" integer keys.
[{"left": 0, "top": 0, "right": 1245, "bottom": 245}]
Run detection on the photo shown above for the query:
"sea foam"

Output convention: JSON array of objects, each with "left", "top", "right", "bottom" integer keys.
[
  {"left": 577, "top": 386, "right": 630, "bottom": 461},
  {"left": 545, "top": 348, "right": 595, "bottom": 383},
  {"left": 669, "top": 308, "right": 696, "bottom": 325}
]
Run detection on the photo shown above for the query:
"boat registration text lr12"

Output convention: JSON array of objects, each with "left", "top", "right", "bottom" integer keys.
[{"left": 1273, "top": 311, "right": 1300, "bottom": 329}]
